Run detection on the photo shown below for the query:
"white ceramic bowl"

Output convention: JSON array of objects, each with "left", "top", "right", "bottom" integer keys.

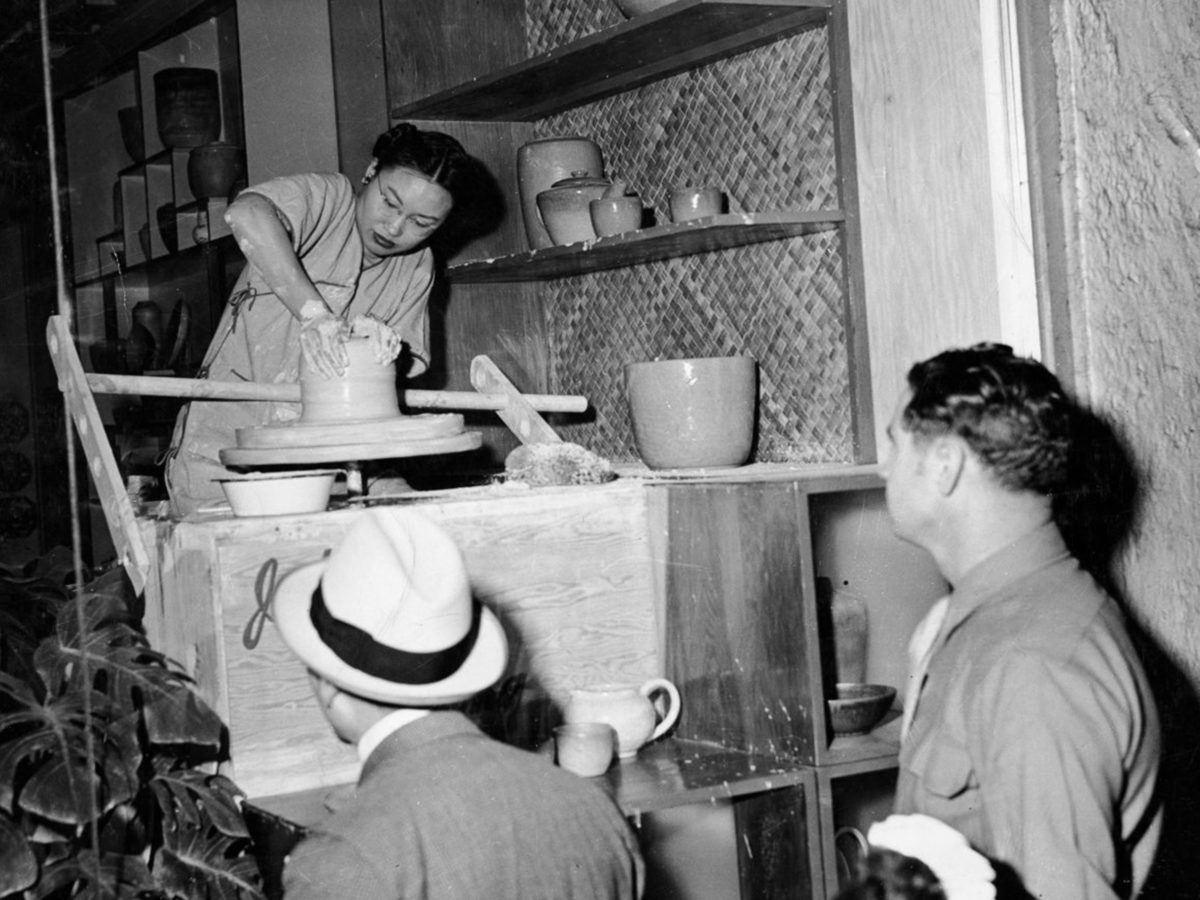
[{"left": 218, "top": 470, "right": 338, "bottom": 517}]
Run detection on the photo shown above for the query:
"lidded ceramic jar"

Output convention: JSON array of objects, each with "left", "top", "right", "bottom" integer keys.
[
  {"left": 536, "top": 172, "right": 612, "bottom": 246},
  {"left": 517, "top": 137, "right": 604, "bottom": 250},
  {"left": 154, "top": 67, "right": 221, "bottom": 149}
]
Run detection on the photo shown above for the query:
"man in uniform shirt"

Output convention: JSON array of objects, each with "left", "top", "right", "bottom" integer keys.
[{"left": 881, "top": 343, "right": 1161, "bottom": 899}]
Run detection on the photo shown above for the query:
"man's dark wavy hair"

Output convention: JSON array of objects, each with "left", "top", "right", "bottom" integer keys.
[{"left": 902, "top": 342, "right": 1074, "bottom": 496}]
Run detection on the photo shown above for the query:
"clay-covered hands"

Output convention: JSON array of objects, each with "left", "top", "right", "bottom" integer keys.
[
  {"left": 351, "top": 314, "right": 404, "bottom": 365},
  {"left": 299, "top": 309, "right": 350, "bottom": 378}
]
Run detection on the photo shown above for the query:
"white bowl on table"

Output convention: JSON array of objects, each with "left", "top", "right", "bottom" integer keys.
[{"left": 218, "top": 470, "right": 339, "bottom": 517}]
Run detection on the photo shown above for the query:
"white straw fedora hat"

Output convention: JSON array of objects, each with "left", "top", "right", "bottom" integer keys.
[{"left": 273, "top": 507, "right": 507, "bottom": 705}]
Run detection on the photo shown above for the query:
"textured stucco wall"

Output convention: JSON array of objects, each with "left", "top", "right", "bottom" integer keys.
[
  {"left": 1052, "top": 1, "right": 1200, "bottom": 680},
  {"left": 1050, "top": 5, "right": 1200, "bottom": 889}
]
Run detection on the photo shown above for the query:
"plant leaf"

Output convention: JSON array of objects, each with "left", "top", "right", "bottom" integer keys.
[
  {"left": 157, "top": 790, "right": 264, "bottom": 900},
  {"left": 0, "top": 675, "right": 139, "bottom": 824},
  {"left": 150, "top": 767, "right": 250, "bottom": 839},
  {"left": 35, "top": 848, "right": 155, "bottom": 900},
  {"left": 35, "top": 593, "right": 225, "bottom": 751},
  {"left": 0, "top": 808, "right": 38, "bottom": 895}
]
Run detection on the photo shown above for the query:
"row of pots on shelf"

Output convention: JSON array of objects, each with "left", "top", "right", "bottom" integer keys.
[{"left": 518, "top": 136, "right": 727, "bottom": 248}]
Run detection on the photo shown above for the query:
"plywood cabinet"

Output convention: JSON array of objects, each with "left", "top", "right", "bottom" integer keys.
[{"left": 143, "top": 464, "right": 944, "bottom": 896}]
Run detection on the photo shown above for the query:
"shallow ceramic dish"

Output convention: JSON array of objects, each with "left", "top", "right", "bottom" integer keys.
[
  {"left": 218, "top": 470, "right": 339, "bottom": 517},
  {"left": 827, "top": 683, "right": 896, "bottom": 736}
]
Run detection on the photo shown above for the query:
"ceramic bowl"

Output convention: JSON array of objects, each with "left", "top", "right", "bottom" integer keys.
[
  {"left": 537, "top": 173, "right": 611, "bottom": 246},
  {"left": 590, "top": 196, "right": 643, "bottom": 237},
  {"left": 625, "top": 356, "right": 757, "bottom": 469},
  {"left": 218, "top": 470, "right": 338, "bottom": 517},
  {"left": 827, "top": 683, "right": 896, "bottom": 736},
  {"left": 614, "top": 0, "right": 675, "bottom": 17}
]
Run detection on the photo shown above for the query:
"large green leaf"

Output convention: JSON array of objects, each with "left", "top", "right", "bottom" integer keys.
[
  {"left": 35, "top": 593, "right": 225, "bottom": 750},
  {"left": 0, "top": 808, "right": 37, "bottom": 895},
  {"left": 0, "top": 673, "right": 140, "bottom": 824},
  {"left": 149, "top": 766, "right": 250, "bottom": 839}
]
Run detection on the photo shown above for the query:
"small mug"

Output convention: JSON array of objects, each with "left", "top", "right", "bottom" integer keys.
[
  {"left": 669, "top": 186, "right": 724, "bottom": 223},
  {"left": 554, "top": 722, "right": 615, "bottom": 777}
]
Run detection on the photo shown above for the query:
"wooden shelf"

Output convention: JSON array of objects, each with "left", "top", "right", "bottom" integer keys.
[
  {"left": 247, "top": 736, "right": 809, "bottom": 828},
  {"left": 390, "top": 0, "right": 831, "bottom": 121},
  {"left": 74, "top": 234, "right": 238, "bottom": 288},
  {"left": 447, "top": 210, "right": 841, "bottom": 282}
]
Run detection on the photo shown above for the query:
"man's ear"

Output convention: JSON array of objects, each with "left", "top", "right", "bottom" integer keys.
[{"left": 932, "top": 436, "right": 967, "bottom": 496}]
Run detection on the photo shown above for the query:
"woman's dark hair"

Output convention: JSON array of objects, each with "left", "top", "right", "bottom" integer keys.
[
  {"left": 371, "top": 122, "right": 475, "bottom": 206},
  {"left": 835, "top": 848, "right": 947, "bottom": 900},
  {"left": 902, "top": 342, "right": 1074, "bottom": 495}
]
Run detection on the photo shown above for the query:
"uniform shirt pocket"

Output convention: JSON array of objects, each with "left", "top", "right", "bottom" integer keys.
[{"left": 911, "top": 733, "right": 976, "bottom": 800}]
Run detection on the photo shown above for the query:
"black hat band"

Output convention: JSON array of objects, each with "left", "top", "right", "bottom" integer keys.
[{"left": 310, "top": 582, "right": 481, "bottom": 685}]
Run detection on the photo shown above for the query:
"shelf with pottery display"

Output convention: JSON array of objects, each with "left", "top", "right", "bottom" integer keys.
[
  {"left": 446, "top": 210, "right": 842, "bottom": 282},
  {"left": 390, "top": 0, "right": 831, "bottom": 121}
]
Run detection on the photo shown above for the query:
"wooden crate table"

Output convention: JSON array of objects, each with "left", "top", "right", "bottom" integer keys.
[{"left": 140, "top": 478, "right": 664, "bottom": 799}]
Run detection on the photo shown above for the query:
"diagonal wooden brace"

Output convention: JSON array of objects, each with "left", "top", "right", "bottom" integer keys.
[{"left": 469, "top": 355, "right": 563, "bottom": 445}]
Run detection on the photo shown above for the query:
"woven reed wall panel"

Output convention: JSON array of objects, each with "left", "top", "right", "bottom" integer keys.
[{"left": 524, "top": 5, "right": 852, "bottom": 463}]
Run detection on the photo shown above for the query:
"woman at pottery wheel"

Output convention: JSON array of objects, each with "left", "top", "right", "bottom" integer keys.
[{"left": 165, "top": 123, "right": 481, "bottom": 514}]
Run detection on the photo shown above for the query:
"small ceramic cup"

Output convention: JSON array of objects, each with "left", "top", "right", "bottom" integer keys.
[
  {"left": 589, "top": 196, "right": 643, "bottom": 237},
  {"left": 554, "top": 722, "right": 616, "bottom": 777},
  {"left": 669, "top": 186, "right": 724, "bottom": 223}
]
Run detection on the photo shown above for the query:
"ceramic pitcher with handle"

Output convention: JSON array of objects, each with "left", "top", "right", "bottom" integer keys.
[{"left": 564, "top": 678, "right": 681, "bottom": 759}]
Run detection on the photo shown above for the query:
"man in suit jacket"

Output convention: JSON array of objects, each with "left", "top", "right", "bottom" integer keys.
[{"left": 272, "top": 506, "right": 644, "bottom": 899}]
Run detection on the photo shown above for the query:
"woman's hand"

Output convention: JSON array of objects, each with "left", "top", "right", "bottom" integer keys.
[
  {"left": 300, "top": 309, "right": 350, "bottom": 378},
  {"left": 351, "top": 314, "right": 404, "bottom": 365}
]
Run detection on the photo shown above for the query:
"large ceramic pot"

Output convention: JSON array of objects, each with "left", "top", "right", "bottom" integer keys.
[
  {"left": 625, "top": 356, "right": 758, "bottom": 469},
  {"left": 536, "top": 173, "right": 611, "bottom": 246},
  {"left": 188, "top": 142, "right": 244, "bottom": 200},
  {"left": 154, "top": 67, "right": 221, "bottom": 149},
  {"left": 517, "top": 137, "right": 603, "bottom": 250}
]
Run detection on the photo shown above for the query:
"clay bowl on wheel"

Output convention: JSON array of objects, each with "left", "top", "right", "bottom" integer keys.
[
  {"left": 827, "top": 683, "right": 896, "bottom": 736},
  {"left": 218, "top": 470, "right": 339, "bottom": 517}
]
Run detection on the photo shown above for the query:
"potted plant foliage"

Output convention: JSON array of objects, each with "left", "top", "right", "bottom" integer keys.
[{"left": 0, "top": 550, "right": 264, "bottom": 899}]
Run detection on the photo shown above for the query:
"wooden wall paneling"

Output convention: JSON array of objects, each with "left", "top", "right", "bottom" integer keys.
[
  {"left": 848, "top": 0, "right": 1006, "bottom": 451},
  {"left": 381, "top": 0, "right": 527, "bottom": 110},
  {"left": 328, "top": 0, "right": 390, "bottom": 180},
  {"left": 663, "top": 481, "right": 824, "bottom": 761},
  {"left": 235, "top": 0, "right": 340, "bottom": 183}
]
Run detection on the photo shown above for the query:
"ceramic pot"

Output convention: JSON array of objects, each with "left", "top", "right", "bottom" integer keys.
[
  {"left": 536, "top": 173, "right": 611, "bottom": 246},
  {"left": 188, "top": 142, "right": 244, "bottom": 200},
  {"left": 589, "top": 196, "right": 643, "bottom": 237},
  {"left": 564, "top": 679, "right": 681, "bottom": 759},
  {"left": 117, "top": 105, "right": 144, "bottom": 162},
  {"left": 154, "top": 67, "right": 221, "bottom": 149},
  {"left": 517, "top": 137, "right": 603, "bottom": 250},
  {"left": 625, "top": 356, "right": 757, "bottom": 469}
]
